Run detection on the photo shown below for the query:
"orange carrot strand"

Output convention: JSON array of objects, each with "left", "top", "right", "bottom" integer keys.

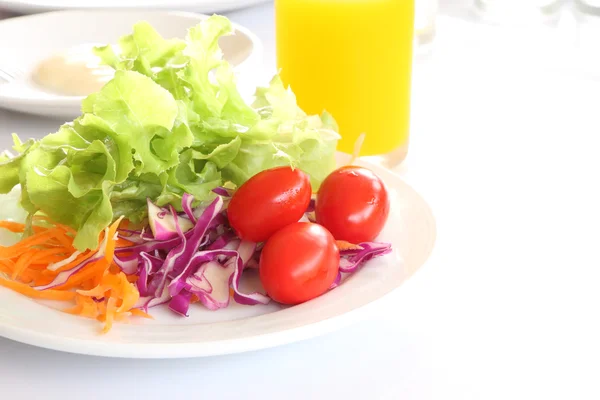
[
  {"left": 130, "top": 309, "right": 153, "bottom": 319},
  {"left": 0, "top": 277, "right": 76, "bottom": 301}
]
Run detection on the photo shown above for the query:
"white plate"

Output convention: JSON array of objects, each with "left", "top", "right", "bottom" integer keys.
[
  {"left": 0, "top": 10, "right": 262, "bottom": 118},
  {"left": 0, "top": 0, "right": 270, "bottom": 14},
  {"left": 0, "top": 156, "right": 436, "bottom": 358}
]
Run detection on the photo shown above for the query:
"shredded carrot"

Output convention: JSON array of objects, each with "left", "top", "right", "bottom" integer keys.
[
  {"left": 50, "top": 233, "right": 76, "bottom": 249},
  {"left": 119, "top": 219, "right": 131, "bottom": 231},
  {"left": 30, "top": 247, "right": 71, "bottom": 262},
  {"left": 63, "top": 303, "right": 83, "bottom": 316},
  {"left": 0, "top": 277, "right": 76, "bottom": 301},
  {"left": 52, "top": 251, "right": 95, "bottom": 273},
  {"left": 335, "top": 240, "right": 364, "bottom": 251},
  {"left": 0, "top": 221, "right": 49, "bottom": 235},
  {"left": 116, "top": 237, "right": 135, "bottom": 249},
  {"left": 11, "top": 252, "right": 36, "bottom": 279},
  {"left": 130, "top": 309, "right": 153, "bottom": 319},
  {"left": 118, "top": 278, "right": 139, "bottom": 313},
  {"left": 102, "top": 297, "right": 118, "bottom": 333},
  {"left": 64, "top": 295, "right": 99, "bottom": 319},
  {"left": 103, "top": 217, "right": 122, "bottom": 263},
  {"left": 79, "top": 279, "right": 96, "bottom": 291},
  {"left": 0, "top": 228, "right": 68, "bottom": 259},
  {"left": 76, "top": 283, "right": 108, "bottom": 298},
  {"left": 0, "top": 216, "right": 148, "bottom": 333},
  {"left": 56, "top": 258, "right": 110, "bottom": 290},
  {"left": 0, "top": 221, "right": 28, "bottom": 233}
]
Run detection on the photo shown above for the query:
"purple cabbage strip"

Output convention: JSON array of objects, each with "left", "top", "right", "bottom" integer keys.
[
  {"left": 237, "top": 240, "right": 256, "bottom": 266},
  {"left": 212, "top": 187, "right": 233, "bottom": 197},
  {"left": 117, "top": 234, "right": 144, "bottom": 244},
  {"left": 114, "top": 228, "right": 194, "bottom": 255},
  {"left": 231, "top": 240, "right": 270, "bottom": 306},
  {"left": 119, "top": 229, "right": 142, "bottom": 236},
  {"left": 35, "top": 230, "right": 111, "bottom": 291},
  {"left": 169, "top": 290, "right": 192, "bottom": 317},
  {"left": 142, "top": 253, "right": 164, "bottom": 270},
  {"left": 208, "top": 213, "right": 227, "bottom": 230},
  {"left": 186, "top": 263, "right": 211, "bottom": 292},
  {"left": 168, "top": 197, "right": 223, "bottom": 279},
  {"left": 168, "top": 249, "right": 233, "bottom": 297},
  {"left": 146, "top": 274, "right": 163, "bottom": 298},
  {"left": 168, "top": 279, "right": 191, "bottom": 298},
  {"left": 186, "top": 262, "right": 213, "bottom": 309},
  {"left": 118, "top": 229, "right": 147, "bottom": 244},
  {"left": 137, "top": 255, "right": 151, "bottom": 297},
  {"left": 113, "top": 254, "right": 139, "bottom": 275},
  {"left": 137, "top": 252, "right": 164, "bottom": 297},
  {"left": 338, "top": 242, "right": 392, "bottom": 274},
  {"left": 151, "top": 206, "right": 192, "bottom": 301},
  {"left": 329, "top": 271, "right": 342, "bottom": 289},
  {"left": 188, "top": 260, "right": 236, "bottom": 311},
  {"left": 339, "top": 242, "right": 389, "bottom": 257},
  {"left": 207, "top": 232, "right": 235, "bottom": 250},
  {"left": 182, "top": 193, "right": 197, "bottom": 223},
  {"left": 135, "top": 285, "right": 171, "bottom": 312},
  {"left": 140, "top": 227, "right": 154, "bottom": 241},
  {"left": 168, "top": 246, "right": 266, "bottom": 309},
  {"left": 199, "top": 233, "right": 211, "bottom": 249}
]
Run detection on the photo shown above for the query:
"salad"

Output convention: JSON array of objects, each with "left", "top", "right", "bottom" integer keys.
[{"left": 0, "top": 16, "right": 392, "bottom": 332}]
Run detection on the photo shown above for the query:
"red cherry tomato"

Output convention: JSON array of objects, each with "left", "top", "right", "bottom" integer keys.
[
  {"left": 315, "top": 166, "right": 390, "bottom": 243},
  {"left": 259, "top": 222, "right": 340, "bottom": 305},
  {"left": 228, "top": 166, "right": 312, "bottom": 242}
]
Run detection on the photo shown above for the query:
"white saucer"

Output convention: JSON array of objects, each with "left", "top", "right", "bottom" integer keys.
[
  {"left": 0, "top": 0, "right": 270, "bottom": 14},
  {"left": 0, "top": 10, "right": 262, "bottom": 119}
]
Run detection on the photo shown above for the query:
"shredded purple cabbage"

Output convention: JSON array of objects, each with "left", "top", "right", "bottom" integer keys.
[
  {"left": 329, "top": 271, "right": 342, "bottom": 289},
  {"left": 119, "top": 193, "right": 392, "bottom": 317},
  {"left": 182, "top": 193, "right": 197, "bottom": 223},
  {"left": 338, "top": 242, "right": 392, "bottom": 273},
  {"left": 126, "top": 195, "right": 270, "bottom": 315},
  {"left": 212, "top": 187, "right": 233, "bottom": 197}
]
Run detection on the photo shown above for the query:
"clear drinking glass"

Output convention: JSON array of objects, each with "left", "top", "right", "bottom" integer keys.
[
  {"left": 415, "top": 0, "right": 438, "bottom": 46},
  {"left": 576, "top": 0, "right": 600, "bottom": 15},
  {"left": 475, "top": 0, "right": 564, "bottom": 24},
  {"left": 275, "top": 0, "right": 415, "bottom": 167}
]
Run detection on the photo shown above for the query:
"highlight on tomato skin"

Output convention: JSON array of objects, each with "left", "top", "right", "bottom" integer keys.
[
  {"left": 315, "top": 166, "right": 390, "bottom": 244},
  {"left": 227, "top": 166, "right": 312, "bottom": 243},
  {"left": 259, "top": 222, "right": 340, "bottom": 305}
]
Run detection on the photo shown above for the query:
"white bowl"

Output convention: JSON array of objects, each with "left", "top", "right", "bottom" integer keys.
[{"left": 0, "top": 10, "right": 262, "bottom": 119}]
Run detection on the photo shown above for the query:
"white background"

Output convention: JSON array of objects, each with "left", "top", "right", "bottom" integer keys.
[{"left": 2, "top": 2, "right": 600, "bottom": 399}]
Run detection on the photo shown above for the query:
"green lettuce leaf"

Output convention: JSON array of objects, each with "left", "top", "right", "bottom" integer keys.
[{"left": 0, "top": 16, "right": 339, "bottom": 250}]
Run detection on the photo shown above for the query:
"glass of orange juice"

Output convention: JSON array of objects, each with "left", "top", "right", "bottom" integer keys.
[{"left": 276, "top": 0, "right": 415, "bottom": 167}]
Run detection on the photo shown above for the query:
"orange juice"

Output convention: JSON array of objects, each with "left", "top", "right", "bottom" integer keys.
[{"left": 276, "top": 0, "right": 415, "bottom": 162}]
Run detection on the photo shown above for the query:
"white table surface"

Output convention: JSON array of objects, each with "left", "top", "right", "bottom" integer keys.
[{"left": 1, "top": 3, "right": 600, "bottom": 399}]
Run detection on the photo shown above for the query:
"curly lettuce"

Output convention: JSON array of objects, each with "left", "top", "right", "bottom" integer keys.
[{"left": 0, "top": 15, "right": 339, "bottom": 250}]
